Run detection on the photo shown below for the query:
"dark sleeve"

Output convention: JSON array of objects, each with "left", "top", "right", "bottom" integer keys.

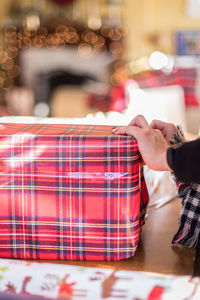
[{"left": 167, "top": 138, "right": 200, "bottom": 184}]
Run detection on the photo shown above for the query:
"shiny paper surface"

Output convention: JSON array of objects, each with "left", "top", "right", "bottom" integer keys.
[{"left": 0, "top": 123, "right": 149, "bottom": 261}]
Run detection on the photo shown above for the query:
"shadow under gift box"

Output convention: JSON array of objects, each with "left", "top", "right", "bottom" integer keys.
[{"left": 0, "top": 123, "right": 149, "bottom": 261}]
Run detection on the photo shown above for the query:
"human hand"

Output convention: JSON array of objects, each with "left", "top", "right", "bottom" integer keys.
[
  {"left": 128, "top": 114, "right": 149, "bottom": 128},
  {"left": 121, "top": 115, "right": 149, "bottom": 166},
  {"left": 150, "top": 119, "right": 178, "bottom": 144},
  {"left": 112, "top": 123, "right": 171, "bottom": 172}
]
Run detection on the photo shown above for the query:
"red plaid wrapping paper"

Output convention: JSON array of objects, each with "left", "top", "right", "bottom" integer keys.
[
  {"left": 110, "top": 68, "right": 199, "bottom": 112},
  {"left": 0, "top": 123, "right": 149, "bottom": 261},
  {"left": 134, "top": 68, "right": 198, "bottom": 106}
]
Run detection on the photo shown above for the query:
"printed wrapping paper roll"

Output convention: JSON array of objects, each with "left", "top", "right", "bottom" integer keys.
[
  {"left": 0, "top": 123, "right": 149, "bottom": 261},
  {"left": 0, "top": 259, "right": 199, "bottom": 300}
]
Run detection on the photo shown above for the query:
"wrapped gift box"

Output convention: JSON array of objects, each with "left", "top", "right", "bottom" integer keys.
[{"left": 0, "top": 123, "right": 148, "bottom": 261}]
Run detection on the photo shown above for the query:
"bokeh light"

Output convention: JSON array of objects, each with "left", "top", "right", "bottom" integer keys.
[
  {"left": 149, "top": 51, "right": 168, "bottom": 70},
  {"left": 7, "top": 65, "right": 20, "bottom": 78},
  {"left": 7, "top": 47, "right": 18, "bottom": 59},
  {"left": 3, "top": 77, "right": 14, "bottom": 90},
  {"left": 94, "top": 36, "right": 105, "bottom": 48},
  {"left": 68, "top": 31, "right": 79, "bottom": 44},
  {"left": 37, "top": 27, "right": 48, "bottom": 36},
  {"left": 109, "top": 42, "right": 122, "bottom": 56},
  {"left": 93, "top": 45, "right": 107, "bottom": 55},
  {"left": 55, "top": 25, "right": 68, "bottom": 34},
  {"left": 81, "top": 30, "right": 98, "bottom": 44},
  {"left": 108, "top": 28, "right": 122, "bottom": 41},
  {"left": 1, "top": 13, "right": 124, "bottom": 92},
  {"left": 1, "top": 58, "right": 14, "bottom": 71},
  {"left": 78, "top": 43, "right": 93, "bottom": 59},
  {"left": 0, "top": 51, "right": 8, "bottom": 64},
  {"left": 101, "top": 26, "right": 113, "bottom": 37},
  {"left": 88, "top": 17, "right": 102, "bottom": 31}
]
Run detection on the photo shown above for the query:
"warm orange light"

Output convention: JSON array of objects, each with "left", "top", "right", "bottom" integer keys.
[
  {"left": 109, "top": 42, "right": 122, "bottom": 55},
  {"left": 0, "top": 71, "right": 6, "bottom": 79},
  {"left": 101, "top": 26, "right": 113, "bottom": 37},
  {"left": 47, "top": 34, "right": 54, "bottom": 45},
  {"left": 7, "top": 47, "right": 18, "bottom": 59},
  {"left": 82, "top": 30, "right": 98, "bottom": 45},
  {"left": 108, "top": 28, "right": 122, "bottom": 41},
  {"left": 91, "top": 34, "right": 98, "bottom": 45},
  {"left": 7, "top": 65, "right": 20, "bottom": 78},
  {"left": 22, "top": 38, "right": 32, "bottom": 48},
  {"left": 78, "top": 43, "right": 92, "bottom": 59},
  {"left": 40, "top": 36, "right": 47, "bottom": 46},
  {"left": 94, "top": 36, "right": 105, "bottom": 48},
  {"left": 110, "top": 72, "right": 126, "bottom": 86},
  {"left": 37, "top": 27, "right": 48, "bottom": 36},
  {"left": 17, "top": 32, "right": 24, "bottom": 40},
  {"left": 5, "top": 32, "right": 17, "bottom": 43},
  {"left": 0, "top": 74, "right": 5, "bottom": 88},
  {"left": 64, "top": 33, "right": 70, "bottom": 43},
  {"left": 0, "top": 77, "right": 4, "bottom": 88},
  {"left": 68, "top": 32, "right": 79, "bottom": 44},
  {"left": 24, "top": 29, "right": 31, "bottom": 37},
  {"left": 68, "top": 26, "right": 77, "bottom": 33},
  {"left": 55, "top": 25, "right": 68, "bottom": 34},
  {"left": 33, "top": 37, "right": 43, "bottom": 48},
  {"left": 93, "top": 45, "right": 106, "bottom": 55},
  {"left": 0, "top": 52, "right": 8, "bottom": 64},
  {"left": 4, "top": 26, "right": 17, "bottom": 41},
  {"left": 113, "top": 60, "right": 124, "bottom": 70},
  {"left": 7, "top": 40, "right": 18, "bottom": 48},
  {"left": 5, "top": 26, "right": 16, "bottom": 32},
  {"left": 57, "top": 34, "right": 65, "bottom": 43},
  {"left": 1, "top": 58, "right": 14, "bottom": 71},
  {"left": 17, "top": 40, "right": 22, "bottom": 48},
  {"left": 3, "top": 77, "right": 13, "bottom": 90}
]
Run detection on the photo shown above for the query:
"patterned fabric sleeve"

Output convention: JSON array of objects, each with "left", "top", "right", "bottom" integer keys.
[
  {"left": 170, "top": 126, "right": 200, "bottom": 248},
  {"left": 169, "top": 126, "right": 189, "bottom": 195}
]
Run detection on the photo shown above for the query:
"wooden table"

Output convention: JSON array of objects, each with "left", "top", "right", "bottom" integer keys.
[{"left": 50, "top": 198, "right": 195, "bottom": 276}]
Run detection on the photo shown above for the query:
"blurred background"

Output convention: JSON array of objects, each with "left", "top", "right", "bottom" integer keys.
[{"left": 0, "top": 0, "right": 200, "bottom": 133}]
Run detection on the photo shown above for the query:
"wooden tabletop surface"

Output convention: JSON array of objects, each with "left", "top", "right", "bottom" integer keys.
[{"left": 47, "top": 198, "right": 195, "bottom": 276}]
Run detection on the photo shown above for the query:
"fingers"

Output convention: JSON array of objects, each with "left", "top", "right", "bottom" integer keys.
[
  {"left": 150, "top": 119, "right": 177, "bottom": 143},
  {"left": 112, "top": 123, "right": 171, "bottom": 171},
  {"left": 112, "top": 115, "right": 149, "bottom": 138},
  {"left": 112, "top": 126, "right": 127, "bottom": 135},
  {"left": 150, "top": 120, "right": 167, "bottom": 131},
  {"left": 128, "top": 115, "right": 149, "bottom": 128},
  {"left": 150, "top": 120, "right": 177, "bottom": 132},
  {"left": 112, "top": 125, "right": 142, "bottom": 139}
]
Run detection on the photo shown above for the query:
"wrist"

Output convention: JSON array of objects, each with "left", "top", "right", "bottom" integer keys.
[{"left": 166, "top": 147, "right": 174, "bottom": 172}]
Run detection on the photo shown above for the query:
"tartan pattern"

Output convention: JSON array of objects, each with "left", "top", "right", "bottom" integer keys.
[
  {"left": 134, "top": 68, "right": 198, "bottom": 106},
  {"left": 169, "top": 126, "right": 200, "bottom": 248},
  {"left": 109, "top": 68, "right": 199, "bottom": 113},
  {"left": 172, "top": 181, "right": 200, "bottom": 248},
  {"left": 0, "top": 123, "right": 149, "bottom": 261}
]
